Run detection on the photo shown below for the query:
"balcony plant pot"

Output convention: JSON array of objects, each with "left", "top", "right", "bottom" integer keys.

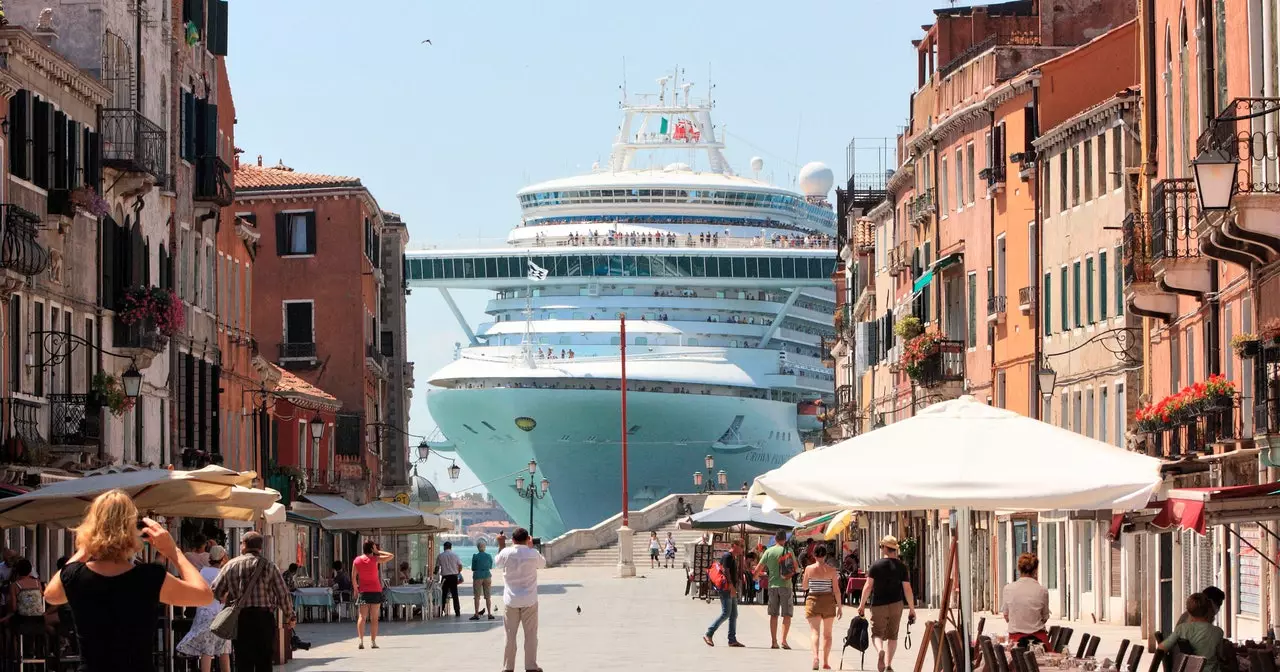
[{"left": 1241, "top": 340, "right": 1261, "bottom": 358}]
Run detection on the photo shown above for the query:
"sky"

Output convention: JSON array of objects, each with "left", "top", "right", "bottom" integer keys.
[{"left": 228, "top": 0, "right": 940, "bottom": 495}]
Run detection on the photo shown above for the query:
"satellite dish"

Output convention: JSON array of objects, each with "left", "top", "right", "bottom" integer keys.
[{"left": 750, "top": 157, "right": 765, "bottom": 174}]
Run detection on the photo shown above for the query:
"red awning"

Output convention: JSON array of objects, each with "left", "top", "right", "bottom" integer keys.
[
  {"left": 0, "top": 483, "right": 30, "bottom": 498},
  {"left": 1151, "top": 482, "right": 1280, "bottom": 535}
]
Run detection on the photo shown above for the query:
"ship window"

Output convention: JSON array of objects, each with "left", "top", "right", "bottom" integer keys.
[
  {"left": 481, "top": 421, "right": 496, "bottom": 431},
  {"left": 635, "top": 337, "right": 648, "bottom": 345},
  {"left": 692, "top": 257, "right": 706, "bottom": 277},
  {"left": 608, "top": 255, "right": 623, "bottom": 276},
  {"left": 579, "top": 288, "right": 590, "bottom": 296},
  {"left": 610, "top": 336, "right": 620, "bottom": 345},
  {"left": 555, "top": 257, "right": 568, "bottom": 276},
  {"left": 782, "top": 258, "right": 796, "bottom": 279},
  {"left": 623, "top": 256, "right": 637, "bottom": 275},
  {"left": 737, "top": 291, "right": 746, "bottom": 300},
  {"left": 716, "top": 291, "right": 726, "bottom": 299},
  {"left": 710, "top": 315, "right": 719, "bottom": 322},
  {"left": 770, "top": 258, "right": 783, "bottom": 277},
  {"left": 730, "top": 340, "right": 739, "bottom": 348},
  {"left": 678, "top": 256, "right": 692, "bottom": 276},
  {"left": 636, "top": 256, "right": 651, "bottom": 276},
  {"left": 462, "top": 260, "right": 475, "bottom": 278},
  {"left": 745, "top": 258, "right": 759, "bottom": 278},
  {"left": 461, "top": 424, "right": 478, "bottom": 434},
  {"left": 732, "top": 257, "right": 747, "bottom": 277},
  {"left": 532, "top": 288, "right": 542, "bottom": 297},
  {"left": 566, "top": 257, "right": 581, "bottom": 276},
  {"left": 622, "top": 288, "right": 635, "bottom": 296}
]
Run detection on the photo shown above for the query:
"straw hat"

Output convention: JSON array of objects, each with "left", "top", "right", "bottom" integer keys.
[
  {"left": 879, "top": 535, "right": 900, "bottom": 551},
  {"left": 208, "top": 545, "right": 228, "bottom": 563}
]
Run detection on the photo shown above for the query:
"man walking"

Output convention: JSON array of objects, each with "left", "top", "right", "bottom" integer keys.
[
  {"left": 496, "top": 529, "right": 508, "bottom": 552},
  {"left": 211, "top": 531, "right": 296, "bottom": 672},
  {"left": 436, "top": 541, "right": 464, "bottom": 617},
  {"left": 756, "top": 530, "right": 797, "bottom": 649},
  {"left": 496, "top": 528, "right": 545, "bottom": 672},
  {"left": 470, "top": 540, "right": 495, "bottom": 620},
  {"left": 858, "top": 535, "right": 916, "bottom": 672},
  {"left": 703, "top": 538, "right": 745, "bottom": 648}
]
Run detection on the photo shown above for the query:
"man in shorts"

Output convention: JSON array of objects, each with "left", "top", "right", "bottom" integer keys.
[
  {"left": 756, "top": 530, "right": 797, "bottom": 649},
  {"left": 858, "top": 535, "right": 916, "bottom": 672}
]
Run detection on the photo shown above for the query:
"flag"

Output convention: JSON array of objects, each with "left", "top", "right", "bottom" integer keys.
[
  {"left": 527, "top": 259, "right": 549, "bottom": 282},
  {"left": 659, "top": 117, "right": 669, "bottom": 135}
]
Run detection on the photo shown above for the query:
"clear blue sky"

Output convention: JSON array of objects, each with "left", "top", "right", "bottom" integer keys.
[{"left": 228, "top": 0, "right": 939, "bottom": 495}]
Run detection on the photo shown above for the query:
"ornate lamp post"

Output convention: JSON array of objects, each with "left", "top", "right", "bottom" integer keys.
[
  {"left": 693, "top": 454, "right": 727, "bottom": 493},
  {"left": 514, "top": 459, "right": 549, "bottom": 536}
]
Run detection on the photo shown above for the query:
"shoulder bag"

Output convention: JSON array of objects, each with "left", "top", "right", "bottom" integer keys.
[{"left": 210, "top": 557, "right": 272, "bottom": 640}]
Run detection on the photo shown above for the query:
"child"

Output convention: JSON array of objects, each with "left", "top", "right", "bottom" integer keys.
[{"left": 1153, "top": 593, "right": 1223, "bottom": 672}]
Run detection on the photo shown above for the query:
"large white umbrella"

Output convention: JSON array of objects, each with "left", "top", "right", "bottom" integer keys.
[
  {"left": 0, "top": 465, "right": 258, "bottom": 528},
  {"left": 319, "top": 500, "right": 452, "bottom": 534},
  {"left": 748, "top": 396, "right": 1164, "bottom": 672}
]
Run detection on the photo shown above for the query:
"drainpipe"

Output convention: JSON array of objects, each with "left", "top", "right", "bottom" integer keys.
[
  {"left": 1032, "top": 82, "right": 1044, "bottom": 419},
  {"left": 989, "top": 110, "right": 998, "bottom": 407}
]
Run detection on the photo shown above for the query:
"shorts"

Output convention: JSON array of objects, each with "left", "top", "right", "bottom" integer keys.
[
  {"left": 869, "top": 602, "right": 904, "bottom": 640},
  {"left": 474, "top": 577, "right": 492, "bottom": 599},
  {"left": 650, "top": 548, "right": 660, "bottom": 559},
  {"left": 358, "top": 591, "right": 384, "bottom": 605},
  {"left": 767, "top": 586, "right": 794, "bottom": 617},
  {"left": 805, "top": 592, "right": 838, "bottom": 619}
]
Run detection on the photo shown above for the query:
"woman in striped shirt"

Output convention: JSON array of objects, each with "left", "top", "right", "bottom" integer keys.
[{"left": 802, "top": 545, "right": 843, "bottom": 670}]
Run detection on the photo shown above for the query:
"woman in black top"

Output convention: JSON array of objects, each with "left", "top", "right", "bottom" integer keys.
[{"left": 44, "top": 489, "right": 214, "bottom": 672}]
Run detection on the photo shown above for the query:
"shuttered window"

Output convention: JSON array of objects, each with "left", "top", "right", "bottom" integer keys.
[
  {"left": 1086, "top": 257, "right": 1095, "bottom": 324},
  {"left": 1099, "top": 251, "right": 1109, "bottom": 321},
  {"left": 1072, "top": 261, "right": 1082, "bottom": 328},
  {"left": 284, "top": 302, "right": 314, "bottom": 345},
  {"left": 1044, "top": 272, "right": 1052, "bottom": 335},
  {"left": 276, "top": 212, "right": 317, "bottom": 256},
  {"left": 1110, "top": 545, "right": 1122, "bottom": 597},
  {"left": 968, "top": 272, "right": 978, "bottom": 348},
  {"left": 1060, "top": 267, "right": 1068, "bottom": 332}
]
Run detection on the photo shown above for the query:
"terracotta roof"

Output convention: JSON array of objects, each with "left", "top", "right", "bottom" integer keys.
[
  {"left": 234, "top": 163, "right": 363, "bottom": 192},
  {"left": 268, "top": 363, "right": 340, "bottom": 407}
]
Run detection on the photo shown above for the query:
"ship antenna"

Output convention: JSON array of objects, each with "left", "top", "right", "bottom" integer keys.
[{"left": 621, "top": 56, "right": 627, "bottom": 103}]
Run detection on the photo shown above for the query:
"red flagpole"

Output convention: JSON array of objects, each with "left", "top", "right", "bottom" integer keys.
[{"left": 620, "top": 314, "right": 629, "bottom": 528}]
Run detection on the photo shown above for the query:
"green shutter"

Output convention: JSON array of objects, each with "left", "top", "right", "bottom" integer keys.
[
  {"left": 1060, "top": 267, "right": 1068, "bottom": 331},
  {"left": 1073, "top": 261, "right": 1081, "bottom": 328},
  {"left": 968, "top": 274, "right": 977, "bottom": 348},
  {"left": 209, "top": 0, "right": 229, "bottom": 55},
  {"left": 1099, "top": 251, "right": 1108, "bottom": 321},
  {"left": 1044, "top": 272, "right": 1052, "bottom": 335},
  {"left": 1086, "top": 258, "right": 1095, "bottom": 324},
  {"left": 1114, "top": 246, "right": 1123, "bottom": 316}
]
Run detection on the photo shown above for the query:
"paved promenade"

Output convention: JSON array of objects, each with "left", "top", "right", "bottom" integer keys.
[{"left": 284, "top": 565, "right": 1142, "bottom": 671}]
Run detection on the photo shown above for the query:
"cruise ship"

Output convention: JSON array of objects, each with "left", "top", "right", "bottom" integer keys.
[{"left": 408, "top": 76, "right": 838, "bottom": 539}]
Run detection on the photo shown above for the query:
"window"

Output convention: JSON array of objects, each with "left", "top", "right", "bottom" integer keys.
[
  {"left": 1115, "top": 383, "right": 1126, "bottom": 447},
  {"left": 1225, "top": 302, "right": 1235, "bottom": 382},
  {"left": 1114, "top": 246, "right": 1123, "bottom": 316},
  {"left": 968, "top": 272, "right": 978, "bottom": 348},
  {"left": 1072, "top": 146, "right": 1081, "bottom": 206},
  {"left": 1099, "top": 250, "right": 1109, "bottom": 321},
  {"left": 283, "top": 301, "right": 314, "bottom": 345},
  {"left": 1027, "top": 222, "right": 1037, "bottom": 287},
  {"left": 276, "top": 212, "right": 317, "bottom": 256},
  {"left": 34, "top": 302, "right": 44, "bottom": 397},
  {"left": 1060, "top": 266, "right": 1068, "bottom": 332},
  {"left": 1100, "top": 387, "right": 1110, "bottom": 444},
  {"left": 955, "top": 148, "right": 965, "bottom": 210},
  {"left": 940, "top": 156, "right": 949, "bottom": 214},
  {"left": 1060, "top": 392, "right": 1069, "bottom": 430},
  {"left": 1112, "top": 127, "right": 1124, "bottom": 190},
  {"left": 1085, "top": 388, "right": 1096, "bottom": 438},
  {"left": 7, "top": 296, "right": 18, "bottom": 393},
  {"left": 1171, "top": 332, "right": 1182, "bottom": 392},
  {"left": 1083, "top": 139, "right": 1094, "bottom": 202},
  {"left": 1045, "top": 523, "right": 1059, "bottom": 589},
  {"left": 966, "top": 141, "right": 976, "bottom": 204},
  {"left": 996, "top": 235, "right": 1006, "bottom": 298},
  {"left": 1097, "top": 132, "right": 1108, "bottom": 197},
  {"left": 1073, "top": 390, "right": 1083, "bottom": 433},
  {"left": 1044, "top": 272, "right": 1052, "bottom": 335},
  {"left": 1186, "top": 326, "right": 1196, "bottom": 384},
  {"left": 1082, "top": 522, "right": 1095, "bottom": 592},
  {"left": 997, "top": 370, "right": 1007, "bottom": 408},
  {"left": 1044, "top": 159, "right": 1052, "bottom": 214},
  {"left": 1086, "top": 257, "right": 1095, "bottom": 324},
  {"left": 1059, "top": 153, "right": 1068, "bottom": 213},
  {"left": 1072, "top": 261, "right": 1082, "bottom": 328}
]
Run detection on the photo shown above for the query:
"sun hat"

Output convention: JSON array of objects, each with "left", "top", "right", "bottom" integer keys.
[
  {"left": 208, "top": 545, "right": 228, "bottom": 563},
  {"left": 879, "top": 535, "right": 900, "bottom": 551}
]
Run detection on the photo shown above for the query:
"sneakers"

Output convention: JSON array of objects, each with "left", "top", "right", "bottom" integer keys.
[
  {"left": 358, "top": 642, "right": 364, "bottom": 650},
  {"left": 371, "top": 642, "right": 379, "bottom": 649},
  {"left": 703, "top": 635, "right": 714, "bottom": 647},
  {"left": 469, "top": 614, "right": 480, "bottom": 621},
  {"left": 488, "top": 614, "right": 496, "bottom": 620},
  {"left": 728, "top": 641, "right": 745, "bottom": 648}
]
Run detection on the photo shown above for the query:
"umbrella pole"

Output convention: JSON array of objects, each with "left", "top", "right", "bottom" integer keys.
[
  {"left": 920, "top": 536, "right": 959, "bottom": 672},
  {"left": 957, "top": 507, "right": 975, "bottom": 672}
]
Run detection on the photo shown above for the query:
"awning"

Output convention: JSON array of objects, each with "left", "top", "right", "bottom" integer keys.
[
  {"left": 0, "top": 483, "right": 30, "bottom": 498},
  {"left": 794, "top": 511, "right": 840, "bottom": 531},
  {"left": 912, "top": 270, "right": 934, "bottom": 294},
  {"left": 702, "top": 493, "right": 768, "bottom": 511},
  {"left": 286, "top": 511, "right": 322, "bottom": 527},
  {"left": 297, "top": 494, "right": 357, "bottom": 517},
  {"left": 932, "top": 252, "right": 963, "bottom": 273},
  {"left": 1150, "top": 482, "right": 1280, "bottom": 534}
]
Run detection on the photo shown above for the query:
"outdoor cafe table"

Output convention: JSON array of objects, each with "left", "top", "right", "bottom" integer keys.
[
  {"left": 292, "top": 587, "right": 334, "bottom": 622},
  {"left": 385, "top": 585, "right": 429, "bottom": 621}
]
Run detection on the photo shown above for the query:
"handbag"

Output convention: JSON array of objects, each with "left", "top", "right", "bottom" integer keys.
[{"left": 210, "top": 557, "right": 271, "bottom": 640}]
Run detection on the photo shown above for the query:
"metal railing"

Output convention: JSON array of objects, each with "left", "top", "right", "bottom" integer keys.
[
  {"left": 916, "top": 339, "right": 965, "bottom": 388},
  {"left": 1255, "top": 342, "right": 1280, "bottom": 436},
  {"left": 888, "top": 242, "right": 911, "bottom": 276},
  {"left": 982, "top": 161, "right": 1007, "bottom": 187},
  {"left": 1198, "top": 97, "right": 1280, "bottom": 196},
  {"left": 1017, "top": 286, "right": 1035, "bottom": 311},
  {"left": 101, "top": 108, "right": 166, "bottom": 180},
  {"left": 6, "top": 397, "right": 45, "bottom": 453},
  {"left": 49, "top": 394, "right": 101, "bottom": 446},
  {"left": 0, "top": 204, "right": 51, "bottom": 277},
  {"left": 1149, "top": 178, "right": 1200, "bottom": 261},
  {"left": 1122, "top": 212, "right": 1155, "bottom": 284},
  {"left": 305, "top": 468, "right": 341, "bottom": 492},
  {"left": 987, "top": 295, "right": 1007, "bottom": 316},
  {"left": 910, "top": 189, "right": 935, "bottom": 224},
  {"left": 366, "top": 343, "right": 386, "bottom": 369},
  {"left": 937, "top": 30, "right": 1042, "bottom": 79},
  {"left": 279, "top": 342, "right": 317, "bottom": 360},
  {"left": 193, "top": 155, "right": 233, "bottom": 206}
]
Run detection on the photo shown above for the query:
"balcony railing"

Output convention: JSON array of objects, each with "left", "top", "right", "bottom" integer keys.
[
  {"left": 910, "top": 190, "right": 935, "bottom": 224},
  {"left": 193, "top": 155, "right": 233, "bottom": 206},
  {"left": 101, "top": 108, "right": 167, "bottom": 180},
  {"left": 1122, "top": 212, "right": 1155, "bottom": 284},
  {"left": 49, "top": 394, "right": 102, "bottom": 446},
  {"left": 916, "top": 339, "right": 965, "bottom": 388},
  {"left": 987, "top": 294, "right": 1007, "bottom": 317},
  {"left": 1198, "top": 97, "right": 1280, "bottom": 197},
  {"left": 1255, "top": 342, "right": 1280, "bottom": 436},
  {"left": 366, "top": 343, "right": 387, "bottom": 370},
  {"left": 0, "top": 205, "right": 51, "bottom": 277},
  {"left": 305, "top": 468, "right": 341, "bottom": 493},
  {"left": 937, "top": 30, "right": 1042, "bottom": 79},
  {"left": 1017, "top": 286, "right": 1035, "bottom": 313},
  {"left": 980, "top": 162, "right": 1006, "bottom": 189},
  {"left": 1149, "top": 178, "right": 1200, "bottom": 262},
  {"left": 1, "top": 397, "right": 46, "bottom": 464},
  {"left": 888, "top": 243, "right": 910, "bottom": 276},
  {"left": 279, "top": 342, "right": 317, "bottom": 360}
]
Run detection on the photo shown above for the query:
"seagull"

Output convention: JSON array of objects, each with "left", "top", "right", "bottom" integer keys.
[
  {"left": 576, "top": 605, "right": 581, "bottom": 614},
  {"left": 421, "top": 39, "right": 433, "bottom": 45}
]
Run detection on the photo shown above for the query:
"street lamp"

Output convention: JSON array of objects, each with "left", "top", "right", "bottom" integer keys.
[
  {"left": 515, "top": 467, "right": 549, "bottom": 537},
  {"left": 704, "top": 454, "right": 714, "bottom": 471},
  {"left": 693, "top": 455, "right": 727, "bottom": 494},
  {"left": 415, "top": 438, "right": 460, "bottom": 482},
  {"left": 1037, "top": 363, "right": 1057, "bottom": 400},
  {"left": 120, "top": 364, "right": 143, "bottom": 398},
  {"left": 309, "top": 415, "right": 325, "bottom": 447},
  {"left": 1192, "top": 147, "right": 1239, "bottom": 212}
]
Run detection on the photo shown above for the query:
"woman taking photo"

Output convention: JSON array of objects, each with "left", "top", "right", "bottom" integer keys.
[
  {"left": 44, "top": 489, "right": 214, "bottom": 672},
  {"left": 176, "top": 545, "right": 232, "bottom": 672},
  {"left": 802, "top": 545, "right": 842, "bottom": 670}
]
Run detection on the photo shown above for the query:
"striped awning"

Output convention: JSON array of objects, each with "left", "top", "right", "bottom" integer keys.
[{"left": 794, "top": 510, "right": 840, "bottom": 531}]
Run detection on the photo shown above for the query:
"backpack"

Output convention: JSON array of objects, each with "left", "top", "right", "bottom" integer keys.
[
  {"left": 779, "top": 551, "right": 798, "bottom": 580},
  {"left": 840, "top": 615, "right": 870, "bottom": 670},
  {"left": 707, "top": 560, "right": 728, "bottom": 590}
]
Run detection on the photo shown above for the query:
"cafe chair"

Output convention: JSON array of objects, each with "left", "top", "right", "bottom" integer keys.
[
  {"left": 979, "top": 637, "right": 997, "bottom": 672},
  {"left": 1086, "top": 635, "right": 1102, "bottom": 658},
  {"left": 1146, "top": 648, "right": 1166, "bottom": 672},
  {"left": 1181, "top": 656, "right": 1206, "bottom": 672},
  {"left": 993, "top": 643, "right": 1012, "bottom": 672},
  {"left": 1152, "top": 633, "right": 1165, "bottom": 652},
  {"left": 1251, "top": 650, "right": 1279, "bottom": 672},
  {"left": 1125, "top": 645, "right": 1144, "bottom": 672},
  {"left": 1022, "top": 649, "right": 1043, "bottom": 672},
  {"left": 1115, "top": 640, "right": 1131, "bottom": 668},
  {"left": 1057, "top": 628, "right": 1075, "bottom": 654},
  {"left": 947, "top": 630, "right": 968, "bottom": 672},
  {"left": 1009, "top": 647, "right": 1029, "bottom": 672},
  {"left": 1077, "top": 633, "right": 1093, "bottom": 659},
  {"left": 1047, "top": 626, "right": 1060, "bottom": 644},
  {"left": 1218, "top": 640, "right": 1240, "bottom": 672}
]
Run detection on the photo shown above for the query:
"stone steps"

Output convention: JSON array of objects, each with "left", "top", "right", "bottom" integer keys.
[{"left": 556, "top": 518, "right": 706, "bottom": 568}]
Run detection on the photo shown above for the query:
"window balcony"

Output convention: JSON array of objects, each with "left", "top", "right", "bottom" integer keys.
[
  {"left": 980, "top": 163, "right": 1006, "bottom": 192},
  {"left": 101, "top": 108, "right": 166, "bottom": 182},
  {"left": 1255, "top": 342, "right": 1280, "bottom": 439},
  {"left": 48, "top": 393, "right": 102, "bottom": 447},
  {"left": 1149, "top": 178, "right": 1212, "bottom": 297},
  {"left": 0, "top": 204, "right": 51, "bottom": 280},
  {"left": 279, "top": 342, "right": 318, "bottom": 365},
  {"left": 366, "top": 343, "right": 389, "bottom": 379},
  {"left": 193, "top": 155, "right": 233, "bottom": 207},
  {"left": 913, "top": 339, "right": 965, "bottom": 389},
  {"left": 986, "top": 295, "right": 1006, "bottom": 324},
  {"left": 1017, "top": 286, "right": 1035, "bottom": 315},
  {"left": 887, "top": 242, "right": 911, "bottom": 276},
  {"left": 909, "top": 190, "right": 935, "bottom": 225},
  {"left": 1196, "top": 97, "right": 1280, "bottom": 259},
  {"left": 1, "top": 398, "right": 45, "bottom": 466},
  {"left": 1122, "top": 211, "right": 1177, "bottom": 322},
  {"left": 305, "top": 468, "right": 342, "bottom": 494}
]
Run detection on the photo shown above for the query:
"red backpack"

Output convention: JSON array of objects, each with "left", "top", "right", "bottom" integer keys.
[{"left": 707, "top": 560, "right": 729, "bottom": 590}]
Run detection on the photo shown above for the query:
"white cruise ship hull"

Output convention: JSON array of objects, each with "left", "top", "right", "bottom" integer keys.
[{"left": 428, "top": 387, "right": 803, "bottom": 539}]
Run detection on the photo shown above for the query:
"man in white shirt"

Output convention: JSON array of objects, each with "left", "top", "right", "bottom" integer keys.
[
  {"left": 435, "top": 542, "right": 464, "bottom": 617},
  {"left": 495, "top": 527, "right": 545, "bottom": 672}
]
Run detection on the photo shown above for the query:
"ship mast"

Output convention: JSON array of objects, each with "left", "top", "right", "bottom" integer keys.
[{"left": 608, "top": 70, "right": 732, "bottom": 175}]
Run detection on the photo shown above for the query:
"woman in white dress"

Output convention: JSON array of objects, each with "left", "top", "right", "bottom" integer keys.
[{"left": 176, "top": 545, "right": 232, "bottom": 672}]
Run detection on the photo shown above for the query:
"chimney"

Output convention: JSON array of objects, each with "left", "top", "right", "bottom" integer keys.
[
  {"left": 257, "top": 155, "right": 263, "bottom": 167},
  {"left": 233, "top": 154, "right": 240, "bottom": 170},
  {"left": 33, "top": 9, "right": 58, "bottom": 49}
]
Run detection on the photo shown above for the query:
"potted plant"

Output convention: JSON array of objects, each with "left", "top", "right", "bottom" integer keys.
[
  {"left": 119, "top": 286, "right": 186, "bottom": 337},
  {"left": 902, "top": 331, "right": 946, "bottom": 383},
  {"left": 91, "top": 372, "right": 135, "bottom": 417},
  {"left": 1232, "top": 333, "right": 1260, "bottom": 359},
  {"left": 1203, "top": 374, "right": 1238, "bottom": 408},
  {"left": 894, "top": 316, "right": 924, "bottom": 341},
  {"left": 69, "top": 186, "right": 110, "bottom": 218},
  {"left": 1260, "top": 318, "right": 1280, "bottom": 347}
]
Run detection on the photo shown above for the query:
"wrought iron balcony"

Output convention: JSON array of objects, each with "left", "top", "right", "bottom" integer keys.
[
  {"left": 2, "top": 397, "right": 46, "bottom": 464},
  {"left": 915, "top": 339, "right": 965, "bottom": 388},
  {"left": 887, "top": 243, "right": 911, "bottom": 276},
  {"left": 193, "top": 155, "right": 233, "bottom": 206},
  {"left": 49, "top": 394, "right": 102, "bottom": 446},
  {"left": 980, "top": 162, "right": 1006, "bottom": 189},
  {"left": 910, "top": 190, "right": 935, "bottom": 225},
  {"left": 279, "top": 342, "right": 317, "bottom": 360},
  {"left": 306, "top": 468, "right": 341, "bottom": 493},
  {"left": 1255, "top": 342, "right": 1280, "bottom": 437},
  {"left": 101, "top": 108, "right": 167, "bottom": 180},
  {"left": 1122, "top": 212, "right": 1155, "bottom": 284},
  {"left": 1149, "top": 178, "right": 1201, "bottom": 262},
  {"left": 0, "top": 205, "right": 51, "bottom": 277},
  {"left": 986, "top": 295, "right": 1007, "bottom": 321},
  {"left": 1017, "top": 286, "right": 1035, "bottom": 314},
  {"left": 1198, "top": 97, "right": 1280, "bottom": 197}
]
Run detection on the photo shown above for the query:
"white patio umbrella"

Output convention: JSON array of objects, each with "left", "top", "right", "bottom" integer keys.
[
  {"left": 748, "top": 396, "right": 1164, "bottom": 672},
  {"left": 319, "top": 500, "right": 452, "bottom": 534},
  {"left": 0, "top": 465, "right": 258, "bottom": 528}
]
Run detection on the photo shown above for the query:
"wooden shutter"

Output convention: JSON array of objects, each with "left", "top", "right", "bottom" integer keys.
[
  {"left": 275, "top": 213, "right": 288, "bottom": 256},
  {"left": 9, "top": 90, "right": 28, "bottom": 179},
  {"left": 100, "top": 217, "right": 116, "bottom": 309},
  {"left": 181, "top": 91, "right": 196, "bottom": 161},
  {"left": 211, "top": 365, "right": 222, "bottom": 457},
  {"left": 1023, "top": 103, "right": 1036, "bottom": 150},
  {"left": 67, "top": 121, "right": 80, "bottom": 188},
  {"left": 85, "top": 129, "right": 102, "bottom": 189},
  {"left": 285, "top": 303, "right": 313, "bottom": 344},
  {"left": 32, "top": 98, "right": 49, "bottom": 188},
  {"left": 304, "top": 212, "right": 317, "bottom": 254},
  {"left": 53, "top": 111, "right": 68, "bottom": 190},
  {"left": 209, "top": 0, "right": 228, "bottom": 55},
  {"left": 381, "top": 330, "right": 394, "bottom": 357}
]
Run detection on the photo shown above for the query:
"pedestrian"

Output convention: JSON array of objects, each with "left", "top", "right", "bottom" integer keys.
[
  {"left": 1000, "top": 553, "right": 1050, "bottom": 646},
  {"left": 496, "top": 530, "right": 507, "bottom": 552},
  {"left": 176, "top": 545, "right": 233, "bottom": 672},
  {"left": 397, "top": 561, "right": 412, "bottom": 584},
  {"left": 803, "top": 545, "right": 843, "bottom": 670},
  {"left": 436, "top": 541, "right": 464, "bottom": 617},
  {"left": 857, "top": 535, "right": 916, "bottom": 672},
  {"left": 44, "top": 489, "right": 213, "bottom": 672},
  {"left": 703, "top": 538, "right": 745, "bottom": 648},
  {"left": 648, "top": 531, "right": 661, "bottom": 569},
  {"left": 282, "top": 562, "right": 299, "bottom": 592},
  {"left": 331, "top": 560, "right": 354, "bottom": 602},
  {"left": 756, "top": 530, "right": 798, "bottom": 649},
  {"left": 351, "top": 540, "right": 393, "bottom": 649},
  {"left": 184, "top": 535, "right": 209, "bottom": 570},
  {"left": 470, "top": 540, "right": 495, "bottom": 621},
  {"left": 496, "top": 527, "right": 545, "bottom": 672},
  {"left": 664, "top": 532, "right": 678, "bottom": 569},
  {"left": 1177, "top": 585, "right": 1225, "bottom": 625},
  {"left": 1153, "top": 593, "right": 1224, "bottom": 672},
  {"left": 210, "top": 531, "right": 295, "bottom": 672}
]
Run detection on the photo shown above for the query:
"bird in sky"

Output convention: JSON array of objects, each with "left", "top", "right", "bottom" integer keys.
[
  {"left": 421, "top": 39, "right": 432, "bottom": 45},
  {"left": 576, "top": 605, "right": 581, "bottom": 614}
]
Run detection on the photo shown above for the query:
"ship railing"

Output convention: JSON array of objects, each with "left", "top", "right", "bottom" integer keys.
[{"left": 410, "top": 233, "right": 837, "bottom": 252}]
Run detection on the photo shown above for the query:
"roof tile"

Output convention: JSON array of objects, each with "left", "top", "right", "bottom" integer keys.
[
  {"left": 235, "top": 164, "right": 362, "bottom": 191},
  {"left": 268, "top": 363, "right": 339, "bottom": 404}
]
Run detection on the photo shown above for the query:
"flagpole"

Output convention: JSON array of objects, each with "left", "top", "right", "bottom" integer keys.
[{"left": 616, "top": 312, "right": 635, "bottom": 578}]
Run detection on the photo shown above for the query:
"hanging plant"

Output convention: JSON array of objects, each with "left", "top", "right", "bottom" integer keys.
[
  {"left": 1260, "top": 318, "right": 1280, "bottom": 345},
  {"left": 69, "top": 186, "right": 109, "bottom": 218},
  {"left": 1231, "top": 333, "right": 1260, "bottom": 359},
  {"left": 901, "top": 331, "right": 945, "bottom": 382},
  {"left": 91, "top": 372, "right": 135, "bottom": 417},
  {"left": 894, "top": 316, "right": 924, "bottom": 341},
  {"left": 119, "top": 286, "right": 186, "bottom": 336}
]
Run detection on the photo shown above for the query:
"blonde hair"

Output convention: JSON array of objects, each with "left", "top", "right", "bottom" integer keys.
[{"left": 74, "top": 489, "right": 141, "bottom": 562}]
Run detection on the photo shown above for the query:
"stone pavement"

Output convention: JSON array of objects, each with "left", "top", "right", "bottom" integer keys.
[{"left": 283, "top": 565, "right": 1143, "bottom": 671}]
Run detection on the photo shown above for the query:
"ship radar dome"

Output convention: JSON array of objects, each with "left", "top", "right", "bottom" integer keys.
[
  {"left": 663, "top": 162, "right": 692, "bottom": 172},
  {"left": 749, "top": 156, "right": 764, "bottom": 173},
  {"left": 798, "top": 161, "right": 834, "bottom": 197}
]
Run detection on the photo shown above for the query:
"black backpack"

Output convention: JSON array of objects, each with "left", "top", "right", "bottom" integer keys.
[{"left": 841, "top": 615, "right": 870, "bottom": 669}]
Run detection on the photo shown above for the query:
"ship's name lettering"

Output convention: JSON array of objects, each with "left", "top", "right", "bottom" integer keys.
[{"left": 745, "top": 452, "right": 789, "bottom": 465}]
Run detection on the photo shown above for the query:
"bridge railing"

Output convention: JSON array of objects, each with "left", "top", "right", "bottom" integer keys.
[{"left": 542, "top": 492, "right": 710, "bottom": 567}]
